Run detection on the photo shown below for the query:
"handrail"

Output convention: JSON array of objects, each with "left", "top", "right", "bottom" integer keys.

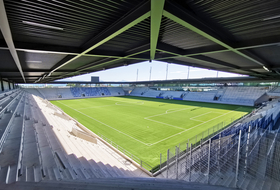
[{"left": 16, "top": 93, "right": 26, "bottom": 180}]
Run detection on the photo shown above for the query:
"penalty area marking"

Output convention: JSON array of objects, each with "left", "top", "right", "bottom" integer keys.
[{"left": 149, "top": 107, "right": 242, "bottom": 146}]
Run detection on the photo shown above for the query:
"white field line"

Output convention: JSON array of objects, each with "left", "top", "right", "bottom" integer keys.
[
  {"left": 56, "top": 101, "right": 149, "bottom": 146},
  {"left": 145, "top": 118, "right": 186, "bottom": 130},
  {"left": 143, "top": 107, "right": 198, "bottom": 131},
  {"left": 77, "top": 104, "right": 117, "bottom": 110},
  {"left": 190, "top": 112, "right": 212, "bottom": 122},
  {"left": 149, "top": 107, "right": 241, "bottom": 146},
  {"left": 145, "top": 107, "right": 195, "bottom": 119},
  {"left": 115, "top": 101, "right": 144, "bottom": 105},
  {"left": 106, "top": 98, "right": 145, "bottom": 104},
  {"left": 77, "top": 101, "right": 144, "bottom": 110},
  {"left": 143, "top": 107, "right": 195, "bottom": 130}
]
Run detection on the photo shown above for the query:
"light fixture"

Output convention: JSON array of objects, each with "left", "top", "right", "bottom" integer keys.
[
  {"left": 26, "top": 61, "right": 42, "bottom": 64},
  {"left": 22, "top": 21, "right": 64, "bottom": 31},
  {"left": 263, "top": 66, "right": 270, "bottom": 72},
  {"left": 263, "top": 15, "right": 280, "bottom": 21}
]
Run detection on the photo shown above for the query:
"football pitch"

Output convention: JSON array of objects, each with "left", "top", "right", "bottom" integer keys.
[{"left": 51, "top": 96, "right": 252, "bottom": 169}]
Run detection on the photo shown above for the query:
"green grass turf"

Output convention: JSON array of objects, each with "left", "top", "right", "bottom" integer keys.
[{"left": 51, "top": 96, "right": 253, "bottom": 169}]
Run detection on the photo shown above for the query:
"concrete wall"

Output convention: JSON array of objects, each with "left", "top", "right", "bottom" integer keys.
[{"left": 3, "top": 81, "right": 9, "bottom": 91}]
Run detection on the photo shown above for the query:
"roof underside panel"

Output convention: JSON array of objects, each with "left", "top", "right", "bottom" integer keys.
[
  {"left": 160, "top": 16, "right": 218, "bottom": 50},
  {"left": 173, "top": 56, "right": 230, "bottom": 70},
  {"left": 185, "top": 0, "right": 280, "bottom": 41},
  {"left": 0, "top": 50, "right": 18, "bottom": 70},
  {"left": 92, "top": 17, "right": 150, "bottom": 53},
  {"left": 4, "top": 0, "right": 144, "bottom": 47},
  {"left": 250, "top": 46, "right": 280, "bottom": 67},
  {"left": 205, "top": 51, "right": 261, "bottom": 67},
  {"left": 17, "top": 52, "right": 67, "bottom": 70},
  {"left": 58, "top": 56, "right": 105, "bottom": 71}
]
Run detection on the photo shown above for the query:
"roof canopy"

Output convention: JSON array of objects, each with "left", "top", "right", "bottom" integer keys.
[{"left": 1, "top": 0, "right": 280, "bottom": 83}]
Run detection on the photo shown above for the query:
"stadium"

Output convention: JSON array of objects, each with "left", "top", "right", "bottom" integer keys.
[{"left": 0, "top": 0, "right": 280, "bottom": 189}]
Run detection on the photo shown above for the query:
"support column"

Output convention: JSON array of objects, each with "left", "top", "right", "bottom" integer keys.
[
  {"left": 189, "top": 144, "right": 192, "bottom": 182},
  {"left": 207, "top": 139, "right": 211, "bottom": 184},
  {"left": 166, "top": 149, "right": 169, "bottom": 178},
  {"left": 185, "top": 143, "right": 189, "bottom": 175},
  {"left": 244, "top": 126, "right": 251, "bottom": 175},
  {"left": 235, "top": 130, "right": 242, "bottom": 188},
  {"left": 0, "top": 76, "right": 4, "bottom": 92},
  {"left": 13, "top": 82, "right": 15, "bottom": 89},
  {"left": 8, "top": 81, "right": 11, "bottom": 90},
  {"left": 176, "top": 146, "right": 179, "bottom": 180}
]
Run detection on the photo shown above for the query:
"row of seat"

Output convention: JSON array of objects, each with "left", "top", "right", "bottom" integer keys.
[{"left": 0, "top": 90, "right": 149, "bottom": 185}]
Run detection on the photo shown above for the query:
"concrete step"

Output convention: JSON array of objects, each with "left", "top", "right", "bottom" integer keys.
[
  {"left": 53, "top": 167, "right": 62, "bottom": 181},
  {"left": 252, "top": 178, "right": 265, "bottom": 190},
  {"left": 239, "top": 175, "right": 251, "bottom": 190},
  {"left": 270, "top": 179, "right": 280, "bottom": 190},
  {"left": 18, "top": 166, "right": 26, "bottom": 182},
  {"left": 246, "top": 178, "right": 258, "bottom": 190},
  {"left": 47, "top": 167, "right": 56, "bottom": 181},
  {"left": 62, "top": 168, "right": 75, "bottom": 180},
  {"left": 26, "top": 166, "right": 34, "bottom": 182},
  {"left": 74, "top": 168, "right": 86, "bottom": 180},
  {"left": 6, "top": 165, "right": 17, "bottom": 184},
  {"left": 0, "top": 166, "right": 8, "bottom": 182},
  {"left": 262, "top": 178, "right": 272, "bottom": 190},
  {"left": 34, "top": 166, "right": 42, "bottom": 182}
]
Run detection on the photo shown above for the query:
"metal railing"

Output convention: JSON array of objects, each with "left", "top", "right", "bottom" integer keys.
[
  {"left": 154, "top": 111, "right": 250, "bottom": 174},
  {"left": 158, "top": 109, "right": 280, "bottom": 189}
]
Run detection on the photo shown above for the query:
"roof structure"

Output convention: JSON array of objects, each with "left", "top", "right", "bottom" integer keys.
[{"left": 1, "top": 0, "right": 280, "bottom": 83}]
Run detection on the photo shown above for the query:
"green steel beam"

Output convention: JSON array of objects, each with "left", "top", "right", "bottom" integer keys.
[
  {"left": 150, "top": 0, "right": 165, "bottom": 60},
  {"left": 162, "top": 10, "right": 269, "bottom": 68},
  {"left": 46, "top": 2, "right": 151, "bottom": 81}
]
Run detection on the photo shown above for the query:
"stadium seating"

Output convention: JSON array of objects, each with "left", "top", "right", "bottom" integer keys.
[
  {"left": 162, "top": 91, "right": 184, "bottom": 98},
  {"left": 220, "top": 87, "right": 267, "bottom": 105},
  {"left": 25, "top": 87, "right": 125, "bottom": 100},
  {"left": 183, "top": 91, "right": 217, "bottom": 101},
  {"left": 130, "top": 87, "right": 267, "bottom": 106},
  {"left": 108, "top": 87, "right": 125, "bottom": 96},
  {"left": 142, "top": 89, "right": 161, "bottom": 97},
  {"left": 129, "top": 87, "right": 149, "bottom": 96},
  {"left": 159, "top": 101, "right": 280, "bottom": 190},
  {"left": 0, "top": 90, "right": 152, "bottom": 186},
  {"left": 70, "top": 87, "right": 81, "bottom": 97},
  {"left": 2, "top": 88, "right": 280, "bottom": 190}
]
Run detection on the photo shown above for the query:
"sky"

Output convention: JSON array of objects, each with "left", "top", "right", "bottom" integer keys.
[{"left": 58, "top": 60, "right": 246, "bottom": 82}]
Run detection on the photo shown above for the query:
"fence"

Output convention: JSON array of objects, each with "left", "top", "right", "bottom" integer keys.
[
  {"left": 154, "top": 111, "right": 249, "bottom": 174},
  {"left": 157, "top": 110, "right": 280, "bottom": 189}
]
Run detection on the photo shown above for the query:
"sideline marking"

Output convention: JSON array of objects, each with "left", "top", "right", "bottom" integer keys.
[
  {"left": 77, "top": 104, "right": 116, "bottom": 110},
  {"left": 115, "top": 101, "right": 144, "bottom": 106},
  {"left": 56, "top": 101, "right": 149, "bottom": 146},
  {"left": 149, "top": 107, "right": 241, "bottom": 146}
]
